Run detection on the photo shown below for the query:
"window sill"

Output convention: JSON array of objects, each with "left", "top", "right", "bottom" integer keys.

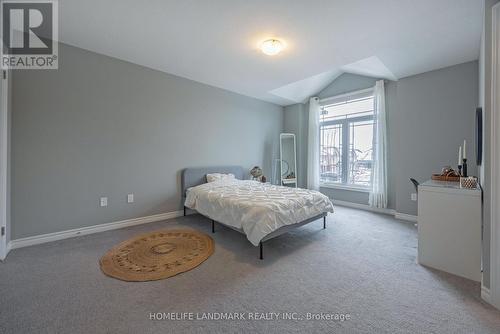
[{"left": 320, "top": 183, "right": 371, "bottom": 193}]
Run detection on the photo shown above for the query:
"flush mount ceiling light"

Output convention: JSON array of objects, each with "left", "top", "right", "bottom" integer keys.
[{"left": 260, "top": 39, "right": 284, "bottom": 56}]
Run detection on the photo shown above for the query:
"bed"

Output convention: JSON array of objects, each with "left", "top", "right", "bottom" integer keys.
[{"left": 181, "top": 166, "right": 334, "bottom": 259}]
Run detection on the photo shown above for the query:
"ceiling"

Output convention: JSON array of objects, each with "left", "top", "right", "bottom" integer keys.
[{"left": 59, "top": 0, "right": 483, "bottom": 106}]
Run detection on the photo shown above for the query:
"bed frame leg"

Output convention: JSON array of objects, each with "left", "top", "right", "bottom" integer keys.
[
  {"left": 259, "top": 242, "right": 263, "bottom": 260},
  {"left": 323, "top": 216, "right": 326, "bottom": 229},
  {"left": 211, "top": 220, "right": 215, "bottom": 233},
  {"left": 183, "top": 206, "right": 186, "bottom": 216}
]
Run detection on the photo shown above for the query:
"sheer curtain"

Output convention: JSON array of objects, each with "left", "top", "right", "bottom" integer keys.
[
  {"left": 369, "top": 80, "right": 388, "bottom": 208},
  {"left": 307, "top": 97, "right": 320, "bottom": 190}
]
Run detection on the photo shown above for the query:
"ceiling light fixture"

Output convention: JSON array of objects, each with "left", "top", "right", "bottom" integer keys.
[{"left": 260, "top": 39, "right": 284, "bottom": 56}]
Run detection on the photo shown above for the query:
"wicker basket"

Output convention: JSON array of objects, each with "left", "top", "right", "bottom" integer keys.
[{"left": 460, "top": 177, "right": 478, "bottom": 189}]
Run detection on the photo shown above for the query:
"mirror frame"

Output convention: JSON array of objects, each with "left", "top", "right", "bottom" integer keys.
[{"left": 279, "top": 133, "right": 297, "bottom": 188}]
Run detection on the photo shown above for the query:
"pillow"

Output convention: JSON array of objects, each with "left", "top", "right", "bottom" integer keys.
[{"left": 206, "top": 173, "right": 235, "bottom": 183}]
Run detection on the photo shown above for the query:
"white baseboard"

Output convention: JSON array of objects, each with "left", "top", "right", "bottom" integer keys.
[
  {"left": 0, "top": 244, "right": 8, "bottom": 261},
  {"left": 481, "top": 285, "right": 492, "bottom": 304},
  {"left": 333, "top": 199, "right": 418, "bottom": 223},
  {"left": 9, "top": 210, "right": 183, "bottom": 250},
  {"left": 333, "top": 199, "right": 395, "bottom": 215},
  {"left": 7, "top": 201, "right": 418, "bottom": 251},
  {"left": 5, "top": 241, "right": 11, "bottom": 257},
  {"left": 394, "top": 212, "right": 418, "bottom": 223}
]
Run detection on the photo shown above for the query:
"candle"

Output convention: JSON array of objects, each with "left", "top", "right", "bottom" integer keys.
[
  {"left": 458, "top": 146, "right": 462, "bottom": 165},
  {"left": 463, "top": 140, "right": 467, "bottom": 159}
]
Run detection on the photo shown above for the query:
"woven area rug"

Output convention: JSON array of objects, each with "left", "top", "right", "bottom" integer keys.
[{"left": 100, "top": 229, "right": 214, "bottom": 282}]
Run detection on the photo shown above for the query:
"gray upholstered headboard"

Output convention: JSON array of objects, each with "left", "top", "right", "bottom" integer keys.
[{"left": 181, "top": 166, "right": 246, "bottom": 198}]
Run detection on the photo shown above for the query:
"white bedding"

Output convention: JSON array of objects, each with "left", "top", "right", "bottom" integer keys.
[{"left": 184, "top": 179, "right": 334, "bottom": 246}]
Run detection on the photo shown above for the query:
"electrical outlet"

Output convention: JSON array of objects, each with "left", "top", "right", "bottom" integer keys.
[
  {"left": 411, "top": 193, "right": 417, "bottom": 201},
  {"left": 127, "top": 194, "right": 134, "bottom": 203},
  {"left": 100, "top": 197, "right": 108, "bottom": 207}
]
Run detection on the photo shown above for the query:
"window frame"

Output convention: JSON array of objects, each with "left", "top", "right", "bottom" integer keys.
[{"left": 319, "top": 89, "right": 375, "bottom": 191}]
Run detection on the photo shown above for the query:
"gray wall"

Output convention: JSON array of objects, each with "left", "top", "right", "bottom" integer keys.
[
  {"left": 478, "top": 0, "right": 499, "bottom": 290},
  {"left": 283, "top": 61, "right": 478, "bottom": 217},
  {"left": 393, "top": 62, "right": 478, "bottom": 215},
  {"left": 318, "top": 73, "right": 381, "bottom": 100},
  {"left": 11, "top": 43, "right": 283, "bottom": 239}
]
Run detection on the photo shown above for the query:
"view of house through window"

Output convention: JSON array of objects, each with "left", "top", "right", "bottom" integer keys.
[{"left": 320, "top": 91, "right": 374, "bottom": 188}]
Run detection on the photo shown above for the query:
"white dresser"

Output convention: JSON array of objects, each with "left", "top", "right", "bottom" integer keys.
[{"left": 417, "top": 180, "right": 482, "bottom": 282}]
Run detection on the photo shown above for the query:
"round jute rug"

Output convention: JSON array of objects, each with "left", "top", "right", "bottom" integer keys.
[{"left": 100, "top": 229, "right": 214, "bottom": 282}]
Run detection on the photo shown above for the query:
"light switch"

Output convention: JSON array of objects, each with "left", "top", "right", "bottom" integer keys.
[
  {"left": 127, "top": 194, "right": 134, "bottom": 203},
  {"left": 100, "top": 197, "right": 108, "bottom": 207},
  {"left": 411, "top": 193, "right": 417, "bottom": 201}
]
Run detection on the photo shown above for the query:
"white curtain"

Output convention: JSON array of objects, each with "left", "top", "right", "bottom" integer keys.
[
  {"left": 307, "top": 97, "right": 320, "bottom": 190},
  {"left": 369, "top": 80, "right": 388, "bottom": 208}
]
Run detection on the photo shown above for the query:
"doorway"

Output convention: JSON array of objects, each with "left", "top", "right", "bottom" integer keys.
[
  {"left": 490, "top": 2, "right": 500, "bottom": 309},
  {"left": 0, "top": 69, "right": 8, "bottom": 260}
]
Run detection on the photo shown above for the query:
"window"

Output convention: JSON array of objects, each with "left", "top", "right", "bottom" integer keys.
[{"left": 320, "top": 90, "right": 374, "bottom": 189}]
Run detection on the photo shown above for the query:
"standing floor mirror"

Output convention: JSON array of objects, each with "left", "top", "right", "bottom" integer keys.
[{"left": 280, "top": 133, "right": 297, "bottom": 187}]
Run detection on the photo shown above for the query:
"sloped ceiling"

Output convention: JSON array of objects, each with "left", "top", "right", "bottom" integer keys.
[
  {"left": 269, "top": 69, "right": 342, "bottom": 104},
  {"left": 58, "top": 0, "right": 483, "bottom": 106},
  {"left": 340, "top": 56, "right": 398, "bottom": 82}
]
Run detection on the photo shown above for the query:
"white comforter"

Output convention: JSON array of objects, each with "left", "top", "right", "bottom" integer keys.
[{"left": 184, "top": 179, "right": 334, "bottom": 246}]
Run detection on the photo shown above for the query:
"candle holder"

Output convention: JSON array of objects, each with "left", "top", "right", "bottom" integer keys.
[
  {"left": 458, "top": 165, "right": 462, "bottom": 176},
  {"left": 462, "top": 158, "right": 468, "bottom": 177}
]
